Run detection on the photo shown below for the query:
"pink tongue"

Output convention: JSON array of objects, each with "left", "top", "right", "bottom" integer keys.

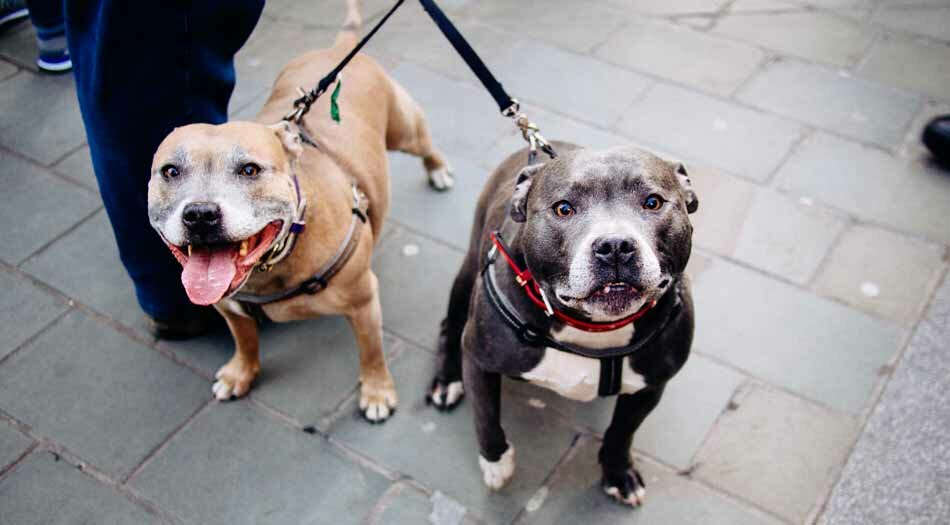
[{"left": 181, "top": 246, "right": 238, "bottom": 305}]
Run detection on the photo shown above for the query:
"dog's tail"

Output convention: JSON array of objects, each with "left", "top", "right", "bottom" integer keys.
[{"left": 334, "top": 0, "right": 362, "bottom": 49}]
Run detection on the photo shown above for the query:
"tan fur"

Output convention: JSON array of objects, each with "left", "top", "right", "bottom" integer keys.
[{"left": 156, "top": 4, "right": 449, "bottom": 421}]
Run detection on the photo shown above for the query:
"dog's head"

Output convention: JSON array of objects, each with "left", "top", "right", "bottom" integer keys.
[
  {"left": 509, "top": 146, "right": 698, "bottom": 321},
  {"left": 147, "top": 121, "right": 307, "bottom": 305}
]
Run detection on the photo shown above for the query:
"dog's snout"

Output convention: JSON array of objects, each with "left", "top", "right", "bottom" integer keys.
[
  {"left": 592, "top": 236, "right": 636, "bottom": 265},
  {"left": 182, "top": 202, "right": 222, "bottom": 231}
]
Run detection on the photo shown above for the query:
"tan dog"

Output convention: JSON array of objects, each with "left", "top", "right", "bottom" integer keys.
[{"left": 147, "top": 0, "right": 451, "bottom": 422}]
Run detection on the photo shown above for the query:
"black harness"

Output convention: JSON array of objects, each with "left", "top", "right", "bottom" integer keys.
[{"left": 481, "top": 250, "right": 682, "bottom": 397}]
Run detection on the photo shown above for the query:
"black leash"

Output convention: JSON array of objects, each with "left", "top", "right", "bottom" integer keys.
[
  {"left": 285, "top": 0, "right": 557, "bottom": 164},
  {"left": 417, "top": 0, "right": 556, "bottom": 163},
  {"left": 284, "top": 0, "right": 407, "bottom": 123}
]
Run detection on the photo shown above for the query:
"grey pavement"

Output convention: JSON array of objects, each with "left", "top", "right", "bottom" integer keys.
[{"left": 1, "top": 1, "right": 949, "bottom": 524}]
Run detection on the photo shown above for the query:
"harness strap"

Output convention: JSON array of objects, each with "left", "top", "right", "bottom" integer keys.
[{"left": 231, "top": 183, "right": 369, "bottom": 316}]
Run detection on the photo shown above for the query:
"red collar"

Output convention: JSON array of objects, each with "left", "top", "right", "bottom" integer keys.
[{"left": 489, "top": 231, "right": 656, "bottom": 333}]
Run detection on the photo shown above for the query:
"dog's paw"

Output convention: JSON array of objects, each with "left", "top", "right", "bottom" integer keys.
[
  {"left": 212, "top": 359, "right": 260, "bottom": 401},
  {"left": 426, "top": 378, "right": 464, "bottom": 411},
  {"left": 359, "top": 381, "right": 398, "bottom": 424},
  {"left": 602, "top": 467, "right": 647, "bottom": 507},
  {"left": 428, "top": 167, "right": 455, "bottom": 192},
  {"left": 479, "top": 445, "right": 515, "bottom": 490}
]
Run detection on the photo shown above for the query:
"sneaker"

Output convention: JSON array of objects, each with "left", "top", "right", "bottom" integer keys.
[
  {"left": 0, "top": 0, "right": 28, "bottom": 29},
  {"left": 37, "top": 48, "right": 71, "bottom": 73}
]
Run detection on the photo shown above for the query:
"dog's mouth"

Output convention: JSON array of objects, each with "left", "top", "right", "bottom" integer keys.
[
  {"left": 166, "top": 220, "right": 283, "bottom": 305},
  {"left": 562, "top": 282, "right": 641, "bottom": 316}
]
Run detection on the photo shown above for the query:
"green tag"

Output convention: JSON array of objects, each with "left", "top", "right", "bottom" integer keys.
[{"left": 330, "top": 79, "right": 342, "bottom": 123}]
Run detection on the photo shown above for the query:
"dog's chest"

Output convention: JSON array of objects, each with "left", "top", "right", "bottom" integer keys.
[{"left": 520, "top": 324, "right": 646, "bottom": 402}]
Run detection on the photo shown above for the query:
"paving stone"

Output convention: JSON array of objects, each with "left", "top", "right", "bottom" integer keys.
[
  {"left": 692, "top": 258, "right": 902, "bottom": 414},
  {"left": 617, "top": 84, "right": 803, "bottom": 182},
  {"left": 130, "top": 401, "right": 389, "bottom": 525},
  {"left": 389, "top": 62, "right": 510, "bottom": 162},
  {"left": 820, "top": 284, "right": 950, "bottom": 524},
  {"left": 463, "top": 0, "right": 630, "bottom": 53},
  {"left": 737, "top": 59, "right": 920, "bottom": 148},
  {"left": 0, "top": 311, "right": 208, "bottom": 477},
  {"left": 330, "top": 345, "right": 578, "bottom": 524},
  {"left": 231, "top": 17, "right": 337, "bottom": 115},
  {"left": 0, "top": 70, "right": 87, "bottom": 165},
  {"left": 594, "top": 18, "right": 765, "bottom": 96},
  {"left": 21, "top": 211, "right": 151, "bottom": 337},
  {"left": 686, "top": 166, "right": 758, "bottom": 256},
  {"left": 605, "top": 0, "right": 732, "bottom": 15},
  {"left": 51, "top": 145, "right": 98, "bottom": 191},
  {"left": 367, "top": 3, "right": 519, "bottom": 82},
  {"left": 373, "top": 227, "right": 464, "bottom": 350},
  {"left": 776, "top": 133, "right": 950, "bottom": 244},
  {"left": 0, "top": 451, "right": 159, "bottom": 524},
  {"left": 0, "top": 59, "right": 17, "bottom": 80},
  {"left": 253, "top": 325, "right": 401, "bottom": 430},
  {"left": 695, "top": 385, "right": 858, "bottom": 523},
  {"left": 714, "top": 10, "right": 874, "bottom": 67},
  {"left": 507, "top": 353, "right": 746, "bottom": 471},
  {"left": 732, "top": 189, "right": 847, "bottom": 284},
  {"left": 489, "top": 40, "right": 654, "bottom": 128},
  {"left": 388, "top": 152, "right": 488, "bottom": 250},
  {"left": 264, "top": 0, "right": 402, "bottom": 28},
  {"left": 873, "top": 6, "right": 950, "bottom": 41},
  {"left": 0, "top": 22, "right": 38, "bottom": 72},
  {"left": 0, "top": 269, "right": 67, "bottom": 361},
  {"left": 0, "top": 152, "right": 100, "bottom": 265},
  {"left": 519, "top": 436, "right": 782, "bottom": 525},
  {"left": 159, "top": 314, "right": 403, "bottom": 430},
  {"left": 0, "top": 421, "right": 31, "bottom": 471},
  {"left": 813, "top": 224, "right": 945, "bottom": 326},
  {"left": 368, "top": 482, "right": 477, "bottom": 525},
  {"left": 858, "top": 33, "right": 950, "bottom": 100}
]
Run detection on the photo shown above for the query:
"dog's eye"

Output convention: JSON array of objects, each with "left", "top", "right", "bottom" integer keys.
[
  {"left": 161, "top": 165, "right": 180, "bottom": 179},
  {"left": 240, "top": 163, "right": 261, "bottom": 177},
  {"left": 553, "top": 201, "right": 575, "bottom": 217},
  {"left": 643, "top": 194, "right": 664, "bottom": 211}
]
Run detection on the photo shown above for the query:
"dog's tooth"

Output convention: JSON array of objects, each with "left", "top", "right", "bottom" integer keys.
[
  {"left": 187, "top": 245, "right": 192, "bottom": 257},
  {"left": 239, "top": 240, "right": 248, "bottom": 257}
]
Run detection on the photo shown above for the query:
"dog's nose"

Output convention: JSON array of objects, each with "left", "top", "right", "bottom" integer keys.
[
  {"left": 182, "top": 202, "right": 222, "bottom": 232},
  {"left": 593, "top": 236, "right": 636, "bottom": 265}
]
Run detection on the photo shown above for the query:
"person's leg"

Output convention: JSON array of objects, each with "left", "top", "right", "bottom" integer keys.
[
  {"left": 24, "top": 0, "right": 70, "bottom": 72},
  {"left": 64, "top": 0, "right": 264, "bottom": 331}
]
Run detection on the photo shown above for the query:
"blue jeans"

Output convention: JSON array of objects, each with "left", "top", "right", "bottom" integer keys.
[{"left": 65, "top": 0, "right": 264, "bottom": 320}]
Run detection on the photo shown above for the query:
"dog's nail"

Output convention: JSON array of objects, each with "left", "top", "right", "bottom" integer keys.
[{"left": 302, "top": 426, "right": 317, "bottom": 434}]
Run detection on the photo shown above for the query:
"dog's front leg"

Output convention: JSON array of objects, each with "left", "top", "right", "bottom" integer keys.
[
  {"left": 346, "top": 271, "right": 397, "bottom": 424},
  {"left": 212, "top": 306, "right": 261, "bottom": 401},
  {"left": 463, "top": 351, "right": 514, "bottom": 490},
  {"left": 599, "top": 386, "right": 665, "bottom": 507}
]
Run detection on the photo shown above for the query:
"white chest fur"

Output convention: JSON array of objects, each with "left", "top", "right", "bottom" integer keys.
[{"left": 520, "top": 324, "right": 646, "bottom": 402}]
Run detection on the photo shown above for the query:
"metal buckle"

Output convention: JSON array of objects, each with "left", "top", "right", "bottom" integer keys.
[
  {"left": 537, "top": 286, "right": 555, "bottom": 317},
  {"left": 501, "top": 99, "right": 520, "bottom": 118}
]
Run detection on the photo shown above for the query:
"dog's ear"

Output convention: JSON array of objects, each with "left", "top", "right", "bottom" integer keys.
[
  {"left": 268, "top": 121, "right": 305, "bottom": 163},
  {"left": 674, "top": 163, "right": 699, "bottom": 214},
  {"left": 510, "top": 163, "right": 545, "bottom": 223}
]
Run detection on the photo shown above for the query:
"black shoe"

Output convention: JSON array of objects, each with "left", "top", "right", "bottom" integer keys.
[
  {"left": 145, "top": 307, "right": 222, "bottom": 340},
  {"left": 922, "top": 115, "right": 950, "bottom": 167}
]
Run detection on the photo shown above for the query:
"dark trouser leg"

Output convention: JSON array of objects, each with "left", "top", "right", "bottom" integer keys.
[
  {"left": 62, "top": 0, "right": 264, "bottom": 321},
  {"left": 598, "top": 386, "right": 665, "bottom": 505},
  {"left": 24, "top": 0, "right": 62, "bottom": 30}
]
